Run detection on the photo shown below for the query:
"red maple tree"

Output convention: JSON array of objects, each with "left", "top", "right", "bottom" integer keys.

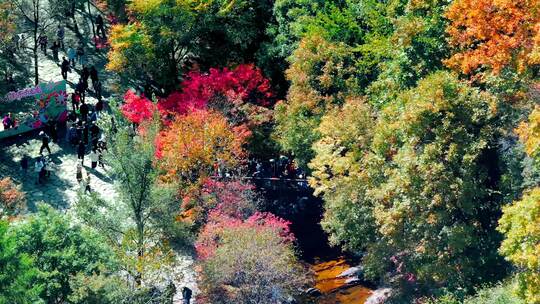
[
  {"left": 158, "top": 64, "right": 274, "bottom": 125},
  {"left": 120, "top": 89, "right": 155, "bottom": 124}
]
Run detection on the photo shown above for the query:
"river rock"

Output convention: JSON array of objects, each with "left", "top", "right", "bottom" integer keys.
[
  {"left": 337, "top": 266, "right": 363, "bottom": 278},
  {"left": 345, "top": 277, "right": 361, "bottom": 285},
  {"left": 305, "top": 287, "right": 322, "bottom": 296},
  {"left": 365, "top": 288, "right": 393, "bottom": 304}
]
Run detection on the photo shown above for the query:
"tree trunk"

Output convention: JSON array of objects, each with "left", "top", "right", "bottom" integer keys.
[
  {"left": 33, "top": 44, "right": 38, "bottom": 85},
  {"left": 135, "top": 214, "right": 144, "bottom": 287},
  {"left": 33, "top": 1, "right": 39, "bottom": 85},
  {"left": 87, "top": 0, "right": 96, "bottom": 38}
]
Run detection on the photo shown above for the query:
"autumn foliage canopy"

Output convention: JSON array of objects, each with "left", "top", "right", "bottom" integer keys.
[
  {"left": 445, "top": 0, "right": 540, "bottom": 74},
  {"left": 156, "top": 109, "right": 249, "bottom": 179}
]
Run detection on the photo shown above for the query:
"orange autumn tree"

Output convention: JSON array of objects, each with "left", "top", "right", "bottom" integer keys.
[
  {"left": 0, "top": 177, "right": 26, "bottom": 220},
  {"left": 445, "top": 0, "right": 540, "bottom": 74},
  {"left": 156, "top": 109, "right": 250, "bottom": 221}
]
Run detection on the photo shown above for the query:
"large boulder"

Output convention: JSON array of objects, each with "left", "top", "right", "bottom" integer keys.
[
  {"left": 365, "top": 288, "right": 393, "bottom": 304},
  {"left": 337, "top": 266, "right": 363, "bottom": 278}
]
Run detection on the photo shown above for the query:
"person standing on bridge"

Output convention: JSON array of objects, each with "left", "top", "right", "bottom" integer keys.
[{"left": 2, "top": 113, "right": 13, "bottom": 130}]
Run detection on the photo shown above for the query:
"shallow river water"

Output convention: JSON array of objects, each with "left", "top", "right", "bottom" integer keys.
[{"left": 312, "top": 258, "right": 373, "bottom": 304}]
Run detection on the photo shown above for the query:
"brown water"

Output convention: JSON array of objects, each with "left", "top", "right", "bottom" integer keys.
[{"left": 312, "top": 258, "right": 373, "bottom": 304}]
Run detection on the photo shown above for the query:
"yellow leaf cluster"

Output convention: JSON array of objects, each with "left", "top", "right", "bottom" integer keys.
[
  {"left": 516, "top": 106, "right": 540, "bottom": 157},
  {"left": 498, "top": 188, "right": 540, "bottom": 303}
]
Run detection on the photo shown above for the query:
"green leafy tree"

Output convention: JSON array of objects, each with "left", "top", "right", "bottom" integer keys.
[
  {"left": 309, "top": 97, "right": 377, "bottom": 251},
  {"left": 367, "top": 0, "right": 450, "bottom": 106},
  {"left": 0, "top": 220, "right": 41, "bottom": 304},
  {"left": 274, "top": 34, "right": 358, "bottom": 168},
  {"left": 108, "top": 0, "right": 273, "bottom": 93},
  {"left": 76, "top": 108, "right": 179, "bottom": 286},
  {"left": 311, "top": 71, "right": 507, "bottom": 296},
  {"left": 11, "top": 204, "right": 116, "bottom": 304},
  {"left": 497, "top": 109, "right": 540, "bottom": 303},
  {"left": 67, "top": 273, "right": 131, "bottom": 304}
]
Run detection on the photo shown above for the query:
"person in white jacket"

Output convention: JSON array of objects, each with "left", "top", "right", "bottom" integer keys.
[{"left": 89, "top": 149, "right": 99, "bottom": 169}]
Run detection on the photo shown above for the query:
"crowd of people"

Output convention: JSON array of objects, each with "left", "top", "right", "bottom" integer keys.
[
  {"left": 14, "top": 15, "right": 111, "bottom": 192},
  {"left": 249, "top": 156, "right": 306, "bottom": 180}
]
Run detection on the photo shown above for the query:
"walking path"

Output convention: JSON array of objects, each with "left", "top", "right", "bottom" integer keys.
[{"left": 0, "top": 5, "right": 198, "bottom": 302}]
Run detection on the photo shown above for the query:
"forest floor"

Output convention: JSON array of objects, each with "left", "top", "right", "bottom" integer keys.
[{"left": 0, "top": 5, "right": 198, "bottom": 302}]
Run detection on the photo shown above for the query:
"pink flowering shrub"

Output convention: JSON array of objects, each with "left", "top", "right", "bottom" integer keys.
[
  {"left": 196, "top": 211, "right": 310, "bottom": 303},
  {"left": 195, "top": 210, "right": 295, "bottom": 261},
  {"left": 197, "top": 178, "right": 259, "bottom": 219}
]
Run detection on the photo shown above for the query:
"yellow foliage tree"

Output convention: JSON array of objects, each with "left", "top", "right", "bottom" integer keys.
[
  {"left": 107, "top": 23, "right": 155, "bottom": 76},
  {"left": 500, "top": 107, "right": 540, "bottom": 303},
  {"left": 516, "top": 106, "right": 540, "bottom": 159},
  {"left": 497, "top": 188, "right": 540, "bottom": 304}
]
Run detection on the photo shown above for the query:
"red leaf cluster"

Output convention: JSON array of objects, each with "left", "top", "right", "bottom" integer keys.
[
  {"left": 120, "top": 89, "right": 155, "bottom": 124},
  {"left": 158, "top": 64, "right": 274, "bottom": 118}
]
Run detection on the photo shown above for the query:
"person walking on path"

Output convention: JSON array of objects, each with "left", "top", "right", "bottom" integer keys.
[
  {"left": 67, "top": 45, "right": 76, "bottom": 67},
  {"left": 94, "top": 80, "right": 103, "bottom": 102},
  {"left": 38, "top": 33, "right": 48, "bottom": 55},
  {"left": 61, "top": 57, "right": 70, "bottom": 80},
  {"left": 84, "top": 174, "right": 92, "bottom": 193},
  {"left": 95, "top": 97, "right": 104, "bottom": 114},
  {"left": 76, "top": 44, "right": 85, "bottom": 66},
  {"left": 83, "top": 121, "right": 89, "bottom": 144},
  {"left": 76, "top": 78, "right": 87, "bottom": 103},
  {"left": 51, "top": 40, "right": 60, "bottom": 61},
  {"left": 20, "top": 155, "right": 29, "bottom": 178},
  {"left": 90, "top": 66, "right": 99, "bottom": 87},
  {"left": 76, "top": 163, "right": 84, "bottom": 184},
  {"left": 90, "top": 122, "right": 100, "bottom": 144},
  {"left": 181, "top": 287, "right": 192, "bottom": 304},
  {"left": 49, "top": 122, "right": 58, "bottom": 143},
  {"left": 71, "top": 92, "right": 80, "bottom": 112},
  {"left": 82, "top": 66, "right": 90, "bottom": 87},
  {"left": 80, "top": 100, "right": 89, "bottom": 122},
  {"left": 35, "top": 157, "right": 45, "bottom": 184},
  {"left": 39, "top": 131, "right": 51, "bottom": 155},
  {"left": 97, "top": 144, "right": 105, "bottom": 168},
  {"left": 89, "top": 149, "right": 98, "bottom": 169},
  {"left": 77, "top": 140, "right": 86, "bottom": 165},
  {"left": 56, "top": 25, "right": 65, "bottom": 50},
  {"left": 67, "top": 124, "right": 78, "bottom": 146},
  {"left": 96, "top": 15, "right": 106, "bottom": 39}
]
